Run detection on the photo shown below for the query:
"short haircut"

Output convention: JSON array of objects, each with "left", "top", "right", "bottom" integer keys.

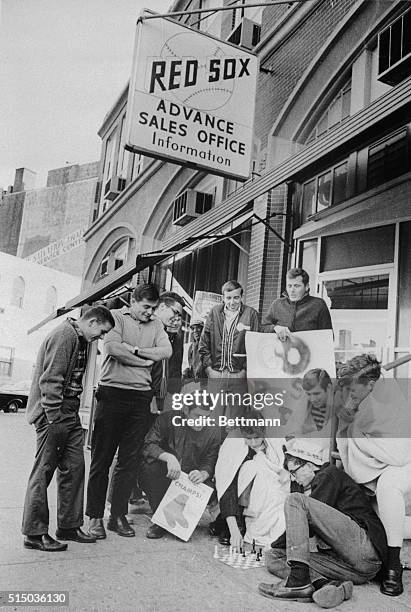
[
  {"left": 240, "top": 410, "right": 266, "bottom": 438},
  {"left": 338, "top": 354, "right": 381, "bottom": 386},
  {"left": 302, "top": 369, "right": 332, "bottom": 392},
  {"left": 158, "top": 291, "right": 185, "bottom": 308},
  {"left": 81, "top": 305, "right": 115, "bottom": 327},
  {"left": 287, "top": 268, "right": 309, "bottom": 285},
  {"left": 132, "top": 283, "right": 159, "bottom": 303},
  {"left": 221, "top": 280, "right": 243, "bottom": 295}
]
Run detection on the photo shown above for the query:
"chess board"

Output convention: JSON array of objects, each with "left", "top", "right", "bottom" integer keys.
[{"left": 215, "top": 546, "right": 265, "bottom": 569}]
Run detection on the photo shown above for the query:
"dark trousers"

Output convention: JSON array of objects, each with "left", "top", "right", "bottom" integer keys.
[
  {"left": 139, "top": 461, "right": 171, "bottom": 513},
  {"left": 86, "top": 385, "right": 153, "bottom": 519},
  {"left": 22, "top": 409, "right": 85, "bottom": 536}
]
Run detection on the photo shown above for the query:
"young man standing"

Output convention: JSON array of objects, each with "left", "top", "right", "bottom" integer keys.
[
  {"left": 262, "top": 268, "right": 332, "bottom": 340},
  {"left": 22, "top": 306, "right": 114, "bottom": 552},
  {"left": 259, "top": 439, "right": 387, "bottom": 607},
  {"left": 199, "top": 280, "right": 259, "bottom": 418},
  {"left": 86, "top": 284, "right": 172, "bottom": 539}
]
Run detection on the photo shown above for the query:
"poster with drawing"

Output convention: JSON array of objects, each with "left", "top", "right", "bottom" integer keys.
[
  {"left": 192, "top": 291, "right": 222, "bottom": 322},
  {"left": 152, "top": 472, "right": 213, "bottom": 542},
  {"left": 245, "top": 330, "right": 336, "bottom": 438}
]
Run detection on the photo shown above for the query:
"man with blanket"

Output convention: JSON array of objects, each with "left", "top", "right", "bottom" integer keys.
[
  {"left": 214, "top": 418, "right": 289, "bottom": 548},
  {"left": 337, "top": 353, "right": 411, "bottom": 596}
]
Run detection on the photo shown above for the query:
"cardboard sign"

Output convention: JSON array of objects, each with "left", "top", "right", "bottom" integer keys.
[
  {"left": 245, "top": 330, "right": 336, "bottom": 436},
  {"left": 192, "top": 290, "right": 222, "bottom": 322},
  {"left": 125, "top": 10, "right": 258, "bottom": 180},
  {"left": 152, "top": 472, "right": 213, "bottom": 541},
  {"left": 245, "top": 330, "right": 336, "bottom": 379}
]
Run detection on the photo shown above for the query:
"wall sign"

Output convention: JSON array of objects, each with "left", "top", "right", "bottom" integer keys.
[{"left": 125, "top": 10, "right": 258, "bottom": 180}]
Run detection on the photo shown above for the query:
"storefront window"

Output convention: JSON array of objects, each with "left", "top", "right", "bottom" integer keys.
[
  {"left": 321, "top": 226, "right": 395, "bottom": 271},
  {"left": 322, "top": 274, "right": 390, "bottom": 363},
  {"left": 323, "top": 275, "right": 389, "bottom": 310}
]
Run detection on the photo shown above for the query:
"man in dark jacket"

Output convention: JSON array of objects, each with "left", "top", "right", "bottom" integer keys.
[
  {"left": 140, "top": 405, "right": 220, "bottom": 539},
  {"left": 198, "top": 280, "right": 259, "bottom": 418},
  {"left": 22, "top": 306, "right": 114, "bottom": 552},
  {"left": 151, "top": 291, "right": 185, "bottom": 412},
  {"left": 259, "top": 439, "right": 387, "bottom": 607},
  {"left": 262, "top": 268, "right": 332, "bottom": 339}
]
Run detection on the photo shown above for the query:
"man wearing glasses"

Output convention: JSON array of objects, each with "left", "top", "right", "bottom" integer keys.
[
  {"left": 259, "top": 439, "right": 387, "bottom": 608},
  {"left": 151, "top": 291, "right": 185, "bottom": 413}
]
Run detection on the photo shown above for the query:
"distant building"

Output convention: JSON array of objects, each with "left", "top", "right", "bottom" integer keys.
[
  {"left": 0, "top": 252, "right": 80, "bottom": 385},
  {"left": 0, "top": 162, "right": 99, "bottom": 276}
]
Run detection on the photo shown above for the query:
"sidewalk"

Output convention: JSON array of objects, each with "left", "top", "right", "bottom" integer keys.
[{"left": 1, "top": 412, "right": 411, "bottom": 612}]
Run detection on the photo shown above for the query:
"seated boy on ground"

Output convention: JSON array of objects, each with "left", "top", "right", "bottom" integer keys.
[
  {"left": 258, "top": 439, "right": 387, "bottom": 608},
  {"left": 139, "top": 404, "right": 220, "bottom": 539}
]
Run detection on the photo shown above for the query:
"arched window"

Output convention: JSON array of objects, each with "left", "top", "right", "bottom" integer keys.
[
  {"left": 94, "top": 237, "right": 132, "bottom": 282},
  {"left": 45, "top": 285, "right": 57, "bottom": 314},
  {"left": 11, "top": 276, "right": 25, "bottom": 308},
  {"left": 305, "top": 78, "right": 352, "bottom": 144}
]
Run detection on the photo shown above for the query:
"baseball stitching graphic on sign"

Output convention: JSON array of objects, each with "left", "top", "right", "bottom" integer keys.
[{"left": 160, "top": 32, "right": 235, "bottom": 111}]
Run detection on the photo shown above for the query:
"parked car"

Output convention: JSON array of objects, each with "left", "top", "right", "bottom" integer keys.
[{"left": 0, "top": 380, "right": 31, "bottom": 413}]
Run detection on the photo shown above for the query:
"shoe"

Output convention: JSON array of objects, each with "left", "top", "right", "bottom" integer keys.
[
  {"left": 146, "top": 524, "right": 166, "bottom": 539},
  {"left": 313, "top": 580, "right": 353, "bottom": 608},
  {"left": 107, "top": 515, "right": 135, "bottom": 537},
  {"left": 380, "top": 567, "right": 404, "bottom": 597},
  {"left": 55, "top": 527, "right": 96, "bottom": 543},
  {"left": 24, "top": 534, "right": 67, "bottom": 552},
  {"left": 218, "top": 533, "right": 231, "bottom": 546},
  {"left": 258, "top": 580, "right": 314, "bottom": 602},
  {"left": 88, "top": 518, "right": 106, "bottom": 540}
]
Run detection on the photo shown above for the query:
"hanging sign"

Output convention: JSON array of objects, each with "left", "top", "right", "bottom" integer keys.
[{"left": 125, "top": 10, "right": 258, "bottom": 180}]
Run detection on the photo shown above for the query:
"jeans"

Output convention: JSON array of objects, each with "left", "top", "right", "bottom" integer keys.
[
  {"left": 86, "top": 385, "right": 153, "bottom": 519},
  {"left": 22, "top": 407, "right": 85, "bottom": 536},
  {"left": 267, "top": 493, "right": 381, "bottom": 585}
]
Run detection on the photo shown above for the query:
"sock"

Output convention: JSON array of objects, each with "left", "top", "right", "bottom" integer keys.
[
  {"left": 285, "top": 561, "right": 310, "bottom": 588},
  {"left": 387, "top": 546, "right": 402, "bottom": 572}
]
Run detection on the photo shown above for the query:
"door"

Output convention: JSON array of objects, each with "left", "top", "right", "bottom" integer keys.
[{"left": 319, "top": 265, "right": 396, "bottom": 366}]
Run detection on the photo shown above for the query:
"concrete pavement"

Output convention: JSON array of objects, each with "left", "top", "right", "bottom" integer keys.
[{"left": 1, "top": 412, "right": 411, "bottom": 612}]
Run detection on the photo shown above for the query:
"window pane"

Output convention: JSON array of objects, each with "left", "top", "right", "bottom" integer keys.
[
  {"left": 321, "top": 226, "right": 395, "bottom": 271},
  {"left": 324, "top": 275, "right": 389, "bottom": 310},
  {"left": 390, "top": 19, "right": 402, "bottom": 65},
  {"left": 368, "top": 130, "right": 408, "bottom": 189},
  {"left": 328, "top": 94, "right": 342, "bottom": 128},
  {"left": 317, "top": 113, "right": 328, "bottom": 136},
  {"left": 299, "top": 240, "right": 318, "bottom": 286},
  {"left": 342, "top": 87, "right": 351, "bottom": 119},
  {"left": 301, "top": 179, "right": 316, "bottom": 223},
  {"left": 316, "top": 171, "right": 331, "bottom": 212},
  {"left": 333, "top": 162, "right": 348, "bottom": 205}
]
